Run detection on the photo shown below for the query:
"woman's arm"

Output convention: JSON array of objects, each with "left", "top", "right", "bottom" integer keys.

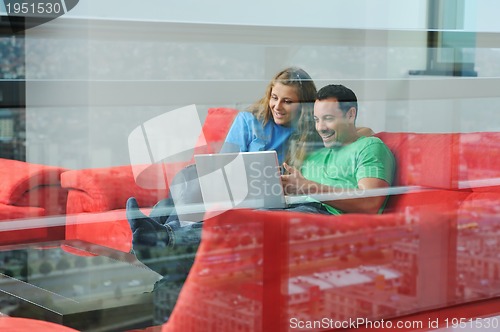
[{"left": 357, "top": 127, "right": 375, "bottom": 136}]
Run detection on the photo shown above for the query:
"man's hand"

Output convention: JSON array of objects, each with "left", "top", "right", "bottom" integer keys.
[
  {"left": 281, "top": 163, "right": 314, "bottom": 195},
  {"left": 280, "top": 164, "right": 389, "bottom": 214}
]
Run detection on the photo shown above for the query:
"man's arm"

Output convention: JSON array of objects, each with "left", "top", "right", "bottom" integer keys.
[
  {"left": 281, "top": 164, "right": 389, "bottom": 214},
  {"left": 330, "top": 177, "right": 389, "bottom": 214}
]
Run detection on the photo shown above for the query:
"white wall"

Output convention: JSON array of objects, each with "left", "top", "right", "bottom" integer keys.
[
  {"left": 465, "top": 0, "right": 500, "bottom": 32},
  {"left": 66, "top": 0, "right": 427, "bottom": 30},
  {"left": 64, "top": 0, "right": 500, "bottom": 33},
  {"left": 23, "top": 1, "right": 500, "bottom": 169}
]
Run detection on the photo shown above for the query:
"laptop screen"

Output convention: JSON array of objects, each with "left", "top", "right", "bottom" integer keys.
[{"left": 195, "top": 151, "right": 287, "bottom": 211}]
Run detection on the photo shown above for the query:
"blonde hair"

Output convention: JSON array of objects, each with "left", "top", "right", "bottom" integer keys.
[{"left": 247, "top": 67, "right": 320, "bottom": 169}]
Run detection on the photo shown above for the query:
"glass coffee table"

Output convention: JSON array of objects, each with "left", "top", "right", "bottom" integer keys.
[{"left": 0, "top": 240, "right": 162, "bottom": 331}]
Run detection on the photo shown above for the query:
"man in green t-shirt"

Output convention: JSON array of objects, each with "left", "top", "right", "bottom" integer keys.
[{"left": 281, "top": 84, "right": 395, "bottom": 215}]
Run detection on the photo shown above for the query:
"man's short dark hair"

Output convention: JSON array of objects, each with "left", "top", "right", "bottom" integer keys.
[{"left": 316, "top": 84, "right": 358, "bottom": 116}]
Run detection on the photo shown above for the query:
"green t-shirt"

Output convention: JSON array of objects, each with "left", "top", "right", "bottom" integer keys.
[{"left": 300, "top": 136, "right": 395, "bottom": 215}]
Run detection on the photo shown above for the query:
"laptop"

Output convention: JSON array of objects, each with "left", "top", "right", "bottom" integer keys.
[{"left": 194, "top": 151, "right": 306, "bottom": 212}]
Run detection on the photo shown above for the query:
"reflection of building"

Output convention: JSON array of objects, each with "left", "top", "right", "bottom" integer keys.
[
  {"left": 457, "top": 230, "right": 500, "bottom": 299},
  {"left": 154, "top": 215, "right": 500, "bottom": 330},
  {"left": 0, "top": 250, "right": 28, "bottom": 279},
  {"left": 392, "top": 221, "right": 500, "bottom": 303},
  {"left": 167, "top": 265, "right": 414, "bottom": 331},
  {"left": 153, "top": 281, "right": 184, "bottom": 325},
  {"left": 392, "top": 239, "right": 419, "bottom": 295},
  {"left": 170, "top": 284, "right": 262, "bottom": 332},
  {"left": 460, "top": 133, "right": 500, "bottom": 181},
  {"left": 0, "top": 38, "right": 25, "bottom": 80},
  {"left": 286, "top": 266, "right": 413, "bottom": 322}
]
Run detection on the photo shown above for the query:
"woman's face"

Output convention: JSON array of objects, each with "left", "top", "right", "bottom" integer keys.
[{"left": 269, "top": 83, "right": 301, "bottom": 126}]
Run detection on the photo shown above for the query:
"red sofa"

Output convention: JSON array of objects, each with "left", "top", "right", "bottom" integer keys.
[
  {"left": 159, "top": 131, "right": 500, "bottom": 331},
  {"left": 0, "top": 106, "right": 499, "bottom": 331},
  {"left": 58, "top": 107, "right": 500, "bottom": 331}
]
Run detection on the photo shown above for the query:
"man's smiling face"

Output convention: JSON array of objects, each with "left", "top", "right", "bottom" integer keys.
[{"left": 313, "top": 98, "right": 355, "bottom": 147}]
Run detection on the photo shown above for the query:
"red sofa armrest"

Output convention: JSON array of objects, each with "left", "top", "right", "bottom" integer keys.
[
  {"left": 61, "top": 165, "right": 168, "bottom": 252},
  {"left": 0, "top": 158, "right": 68, "bottom": 207},
  {"left": 15, "top": 185, "right": 68, "bottom": 215},
  {"left": 165, "top": 204, "right": 488, "bottom": 332},
  {"left": 61, "top": 165, "right": 170, "bottom": 214},
  {"left": 0, "top": 204, "right": 66, "bottom": 245},
  {"left": 0, "top": 317, "right": 78, "bottom": 331},
  {"left": 164, "top": 209, "right": 408, "bottom": 331},
  {"left": 0, "top": 203, "right": 44, "bottom": 220}
]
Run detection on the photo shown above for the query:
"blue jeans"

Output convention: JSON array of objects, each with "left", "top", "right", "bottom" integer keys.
[
  {"left": 154, "top": 201, "right": 331, "bottom": 250},
  {"left": 280, "top": 202, "right": 332, "bottom": 215}
]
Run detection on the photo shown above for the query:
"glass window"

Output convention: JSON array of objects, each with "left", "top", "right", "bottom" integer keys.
[{"left": 1, "top": 1, "right": 500, "bottom": 331}]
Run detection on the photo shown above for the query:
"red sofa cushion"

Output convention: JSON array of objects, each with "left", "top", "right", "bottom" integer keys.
[
  {"left": 196, "top": 107, "right": 240, "bottom": 154},
  {"left": 458, "top": 132, "right": 500, "bottom": 192},
  {"left": 376, "top": 132, "right": 462, "bottom": 189},
  {"left": 132, "top": 107, "right": 239, "bottom": 190},
  {"left": 376, "top": 132, "right": 500, "bottom": 192},
  {"left": 384, "top": 189, "right": 470, "bottom": 215}
]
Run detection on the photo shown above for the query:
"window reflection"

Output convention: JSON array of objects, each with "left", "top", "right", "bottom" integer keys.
[{"left": 1, "top": 4, "right": 500, "bottom": 331}]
